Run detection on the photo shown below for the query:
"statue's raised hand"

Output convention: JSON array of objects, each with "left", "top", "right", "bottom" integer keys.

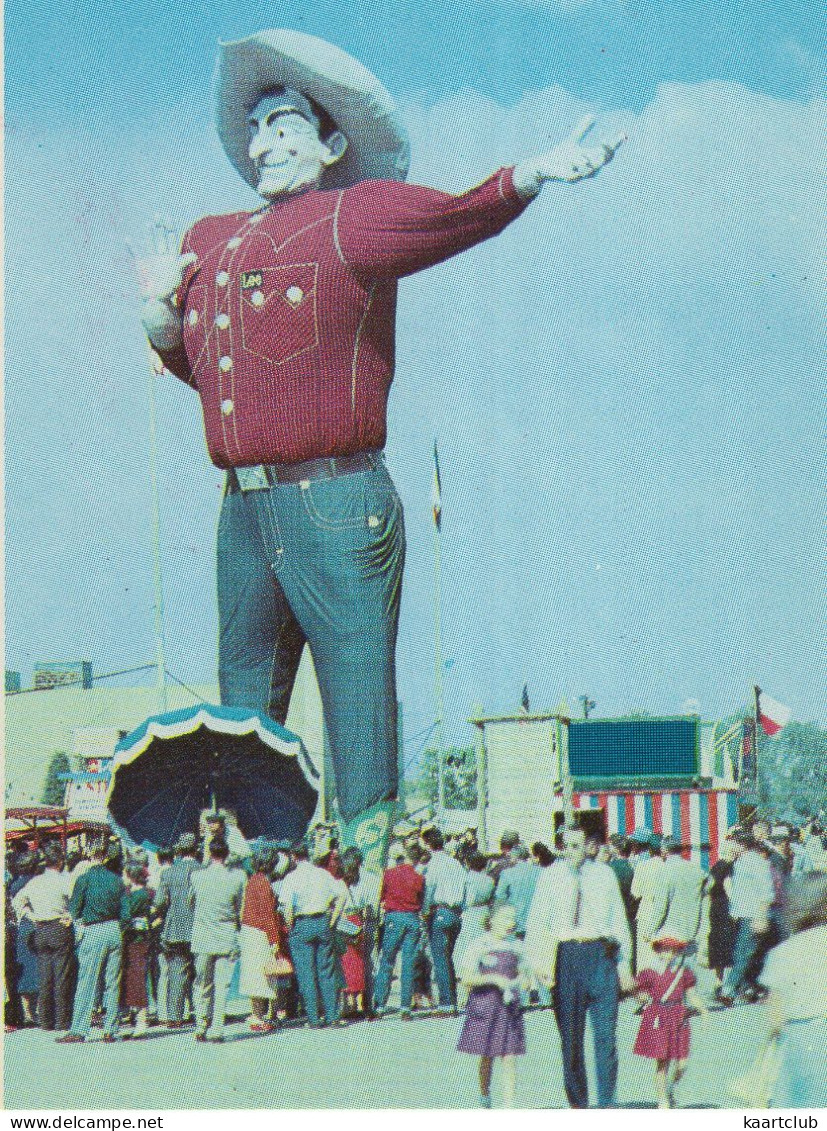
[
  {"left": 133, "top": 249, "right": 197, "bottom": 351},
  {"left": 137, "top": 252, "right": 198, "bottom": 304},
  {"left": 513, "top": 115, "right": 627, "bottom": 197}
]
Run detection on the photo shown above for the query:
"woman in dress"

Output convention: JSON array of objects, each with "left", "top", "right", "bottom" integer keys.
[
  {"left": 457, "top": 904, "right": 529, "bottom": 1109},
  {"left": 9, "top": 852, "right": 42, "bottom": 1027},
  {"left": 239, "top": 850, "right": 286, "bottom": 1032},
  {"left": 704, "top": 839, "right": 737, "bottom": 996},
  {"left": 633, "top": 936, "right": 709, "bottom": 1108},
  {"left": 337, "top": 850, "right": 371, "bottom": 1017},
  {"left": 454, "top": 852, "right": 495, "bottom": 976},
  {"left": 120, "top": 862, "right": 155, "bottom": 1037}
]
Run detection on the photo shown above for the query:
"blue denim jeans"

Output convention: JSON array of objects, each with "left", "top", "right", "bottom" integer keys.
[
  {"left": 724, "top": 918, "right": 763, "bottom": 996},
  {"left": 374, "top": 911, "right": 421, "bottom": 1011},
  {"left": 70, "top": 921, "right": 122, "bottom": 1038},
  {"left": 289, "top": 914, "right": 340, "bottom": 1025},
  {"left": 428, "top": 906, "right": 462, "bottom": 1008},
  {"left": 554, "top": 940, "right": 620, "bottom": 1109},
  {"left": 217, "top": 455, "right": 405, "bottom": 824}
]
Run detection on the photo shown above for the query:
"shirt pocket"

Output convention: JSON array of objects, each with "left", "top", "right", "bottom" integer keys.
[
  {"left": 240, "top": 263, "right": 319, "bottom": 366},
  {"left": 182, "top": 283, "right": 209, "bottom": 378}
]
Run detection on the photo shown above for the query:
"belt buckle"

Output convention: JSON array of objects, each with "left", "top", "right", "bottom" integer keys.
[{"left": 236, "top": 465, "right": 270, "bottom": 492}]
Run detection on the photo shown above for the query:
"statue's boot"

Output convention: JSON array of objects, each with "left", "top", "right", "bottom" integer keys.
[{"left": 338, "top": 798, "right": 398, "bottom": 874}]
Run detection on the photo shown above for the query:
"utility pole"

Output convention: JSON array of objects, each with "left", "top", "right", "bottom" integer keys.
[
  {"left": 579, "top": 695, "right": 595, "bottom": 719},
  {"left": 144, "top": 216, "right": 172, "bottom": 715},
  {"left": 432, "top": 442, "right": 445, "bottom": 823}
]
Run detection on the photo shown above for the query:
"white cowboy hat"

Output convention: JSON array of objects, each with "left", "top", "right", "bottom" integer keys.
[{"left": 214, "top": 29, "right": 410, "bottom": 191}]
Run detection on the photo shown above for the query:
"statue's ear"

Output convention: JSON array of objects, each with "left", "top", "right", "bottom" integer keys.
[{"left": 321, "top": 130, "right": 348, "bottom": 168}]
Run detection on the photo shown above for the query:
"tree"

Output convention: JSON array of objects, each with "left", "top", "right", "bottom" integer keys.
[
  {"left": 41, "top": 751, "right": 71, "bottom": 806},
  {"left": 758, "top": 721, "right": 827, "bottom": 820},
  {"left": 411, "top": 746, "right": 478, "bottom": 810}
]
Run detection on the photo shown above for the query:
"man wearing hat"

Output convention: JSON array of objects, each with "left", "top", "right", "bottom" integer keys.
[
  {"left": 630, "top": 829, "right": 666, "bottom": 972},
  {"left": 139, "top": 29, "right": 626, "bottom": 866},
  {"left": 646, "top": 837, "right": 704, "bottom": 948},
  {"left": 153, "top": 832, "right": 201, "bottom": 1028}
]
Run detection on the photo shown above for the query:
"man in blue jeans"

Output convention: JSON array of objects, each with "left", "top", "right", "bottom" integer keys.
[
  {"left": 279, "top": 842, "right": 347, "bottom": 1026},
  {"left": 525, "top": 827, "right": 634, "bottom": 1108},
  {"left": 374, "top": 844, "right": 426, "bottom": 1017},
  {"left": 57, "top": 840, "right": 125, "bottom": 1044},
  {"left": 421, "top": 827, "right": 467, "bottom": 1015},
  {"left": 720, "top": 830, "right": 775, "bottom": 1005}
]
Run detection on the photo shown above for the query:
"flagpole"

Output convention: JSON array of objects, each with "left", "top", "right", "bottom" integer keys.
[
  {"left": 432, "top": 442, "right": 445, "bottom": 823},
  {"left": 433, "top": 513, "right": 445, "bottom": 823},
  {"left": 753, "top": 684, "right": 763, "bottom": 814},
  {"left": 145, "top": 218, "right": 171, "bottom": 715}
]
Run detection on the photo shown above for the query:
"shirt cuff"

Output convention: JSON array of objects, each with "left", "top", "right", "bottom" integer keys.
[{"left": 498, "top": 167, "right": 532, "bottom": 208}]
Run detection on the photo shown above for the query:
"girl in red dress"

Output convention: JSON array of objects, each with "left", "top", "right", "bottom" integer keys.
[{"left": 633, "top": 937, "right": 709, "bottom": 1108}]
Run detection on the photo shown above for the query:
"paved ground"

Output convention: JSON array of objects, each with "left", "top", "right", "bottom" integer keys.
[{"left": 5, "top": 976, "right": 769, "bottom": 1110}]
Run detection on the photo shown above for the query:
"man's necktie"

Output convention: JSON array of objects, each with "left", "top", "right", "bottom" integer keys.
[{"left": 572, "top": 873, "right": 582, "bottom": 929}]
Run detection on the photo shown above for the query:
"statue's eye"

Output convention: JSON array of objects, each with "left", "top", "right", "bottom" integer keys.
[{"left": 277, "top": 128, "right": 286, "bottom": 139}]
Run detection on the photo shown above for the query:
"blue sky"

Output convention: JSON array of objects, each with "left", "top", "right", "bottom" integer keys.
[{"left": 5, "top": 0, "right": 825, "bottom": 751}]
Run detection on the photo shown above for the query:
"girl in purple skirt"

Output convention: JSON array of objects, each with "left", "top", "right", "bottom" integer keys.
[{"left": 457, "top": 903, "right": 529, "bottom": 1108}]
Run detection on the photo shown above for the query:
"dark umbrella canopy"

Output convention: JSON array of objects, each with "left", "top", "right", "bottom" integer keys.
[{"left": 107, "top": 704, "right": 319, "bottom": 851}]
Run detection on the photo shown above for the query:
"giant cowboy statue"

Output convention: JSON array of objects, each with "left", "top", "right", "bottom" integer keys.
[{"left": 139, "top": 30, "right": 625, "bottom": 868}]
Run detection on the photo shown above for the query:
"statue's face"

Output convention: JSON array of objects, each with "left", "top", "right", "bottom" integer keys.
[{"left": 248, "top": 95, "right": 344, "bottom": 200}]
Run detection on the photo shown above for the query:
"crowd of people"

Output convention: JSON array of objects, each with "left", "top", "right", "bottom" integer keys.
[{"left": 4, "top": 809, "right": 827, "bottom": 1109}]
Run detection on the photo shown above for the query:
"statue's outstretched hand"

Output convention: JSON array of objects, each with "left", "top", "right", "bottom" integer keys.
[{"left": 513, "top": 116, "right": 627, "bottom": 198}]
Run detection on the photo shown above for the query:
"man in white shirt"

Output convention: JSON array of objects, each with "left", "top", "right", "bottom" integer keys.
[
  {"left": 11, "top": 842, "right": 75, "bottom": 1032},
  {"left": 630, "top": 830, "right": 666, "bottom": 972},
  {"left": 525, "top": 826, "right": 633, "bottom": 1108},
  {"left": 720, "top": 830, "right": 775, "bottom": 1005},
  {"left": 279, "top": 841, "right": 347, "bottom": 1026},
  {"left": 647, "top": 836, "right": 704, "bottom": 944},
  {"left": 421, "top": 826, "right": 468, "bottom": 1014}
]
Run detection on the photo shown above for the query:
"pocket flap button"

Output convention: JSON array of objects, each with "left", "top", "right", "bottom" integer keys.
[
  {"left": 286, "top": 286, "right": 304, "bottom": 306},
  {"left": 251, "top": 290, "right": 265, "bottom": 307}
]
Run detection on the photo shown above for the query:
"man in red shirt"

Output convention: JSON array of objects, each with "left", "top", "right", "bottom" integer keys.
[
  {"left": 373, "top": 845, "right": 427, "bottom": 1018},
  {"left": 140, "top": 30, "right": 625, "bottom": 866}
]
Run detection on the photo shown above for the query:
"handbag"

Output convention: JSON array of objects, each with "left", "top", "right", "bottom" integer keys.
[
  {"left": 728, "top": 1034, "right": 781, "bottom": 1108},
  {"left": 335, "top": 915, "right": 363, "bottom": 939},
  {"left": 264, "top": 950, "right": 294, "bottom": 978}
]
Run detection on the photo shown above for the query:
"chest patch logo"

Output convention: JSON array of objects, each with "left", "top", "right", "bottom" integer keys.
[{"left": 241, "top": 271, "right": 263, "bottom": 290}]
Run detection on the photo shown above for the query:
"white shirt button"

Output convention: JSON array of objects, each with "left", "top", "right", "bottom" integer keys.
[
  {"left": 226, "top": 237, "right": 242, "bottom": 249},
  {"left": 251, "top": 290, "right": 265, "bottom": 307},
  {"left": 286, "top": 285, "right": 304, "bottom": 305},
  {"left": 216, "top": 271, "right": 230, "bottom": 286},
  {"left": 221, "top": 399, "right": 234, "bottom": 415},
  {"left": 215, "top": 313, "right": 230, "bottom": 329},
  {"left": 188, "top": 309, "right": 199, "bottom": 326},
  {"left": 219, "top": 355, "right": 233, "bottom": 372}
]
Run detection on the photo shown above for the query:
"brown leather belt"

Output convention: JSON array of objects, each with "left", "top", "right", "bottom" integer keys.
[{"left": 227, "top": 450, "right": 380, "bottom": 493}]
